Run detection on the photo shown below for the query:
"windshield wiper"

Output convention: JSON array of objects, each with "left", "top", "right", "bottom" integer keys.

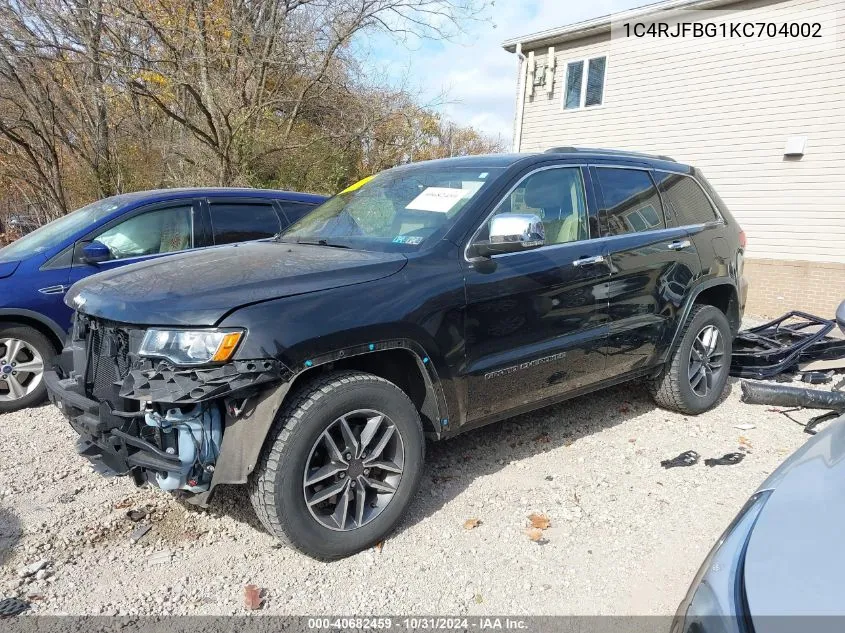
[{"left": 297, "top": 239, "right": 351, "bottom": 249}]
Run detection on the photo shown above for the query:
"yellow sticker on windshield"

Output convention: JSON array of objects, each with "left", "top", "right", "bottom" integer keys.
[{"left": 340, "top": 175, "right": 375, "bottom": 194}]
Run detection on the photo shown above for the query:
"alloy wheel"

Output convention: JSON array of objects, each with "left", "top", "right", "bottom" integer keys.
[
  {"left": 688, "top": 325, "right": 725, "bottom": 398},
  {"left": 0, "top": 338, "right": 45, "bottom": 402},
  {"left": 303, "top": 409, "right": 405, "bottom": 531}
]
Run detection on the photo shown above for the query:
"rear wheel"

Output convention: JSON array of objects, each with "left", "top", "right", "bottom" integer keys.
[
  {"left": 249, "top": 371, "right": 425, "bottom": 560},
  {"left": 0, "top": 325, "right": 54, "bottom": 413},
  {"left": 648, "top": 305, "right": 732, "bottom": 415}
]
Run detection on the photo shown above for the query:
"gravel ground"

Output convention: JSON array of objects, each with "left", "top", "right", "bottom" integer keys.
[{"left": 0, "top": 376, "right": 831, "bottom": 616}]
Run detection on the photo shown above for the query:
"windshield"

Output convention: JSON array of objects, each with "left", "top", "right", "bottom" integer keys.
[
  {"left": 282, "top": 165, "right": 506, "bottom": 252},
  {"left": 0, "top": 198, "right": 124, "bottom": 263}
]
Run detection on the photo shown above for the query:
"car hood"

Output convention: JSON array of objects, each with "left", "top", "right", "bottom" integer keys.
[
  {"left": 744, "top": 415, "right": 845, "bottom": 620},
  {"left": 0, "top": 260, "right": 20, "bottom": 279},
  {"left": 66, "top": 242, "right": 407, "bottom": 326}
]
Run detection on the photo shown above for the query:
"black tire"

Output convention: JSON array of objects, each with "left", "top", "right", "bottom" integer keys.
[
  {"left": 0, "top": 324, "right": 55, "bottom": 414},
  {"left": 249, "top": 370, "right": 425, "bottom": 560},
  {"left": 648, "top": 305, "right": 732, "bottom": 415}
]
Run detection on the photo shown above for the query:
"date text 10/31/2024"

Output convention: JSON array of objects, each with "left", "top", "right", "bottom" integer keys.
[{"left": 307, "top": 618, "right": 530, "bottom": 630}]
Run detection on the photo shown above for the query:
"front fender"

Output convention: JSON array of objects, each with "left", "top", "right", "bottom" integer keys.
[{"left": 191, "top": 340, "right": 450, "bottom": 505}]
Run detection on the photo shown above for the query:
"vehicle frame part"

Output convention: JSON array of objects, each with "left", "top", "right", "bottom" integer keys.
[
  {"left": 119, "top": 358, "right": 285, "bottom": 403},
  {"left": 740, "top": 380, "right": 845, "bottom": 412},
  {"left": 730, "top": 311, "right": 844, "bottom": 379}
]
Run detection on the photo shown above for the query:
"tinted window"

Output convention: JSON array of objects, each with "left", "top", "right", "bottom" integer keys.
[
  {"left": 95, "top": 205, "right": 193, "bottom": 260},
  {"left": 654, "top": 172, "right": 719, "bottom": 225},
  {"left": 481, "top": 167, "right": 589, "bottom": 245},
  {"left": 280, "top": 202, "right": 316, "bottom": 226},
  {"left": 209, "top": 203, "right": 280, "bottom": 244},
  {"left": 595, "top": 168, "right": 665, "bottom": 236},
  {"left": 563, "top": 61, "right": 583, "bottom": 110},
  {"left": 584, "top": 57, "right": 607, "bottom": 107}
]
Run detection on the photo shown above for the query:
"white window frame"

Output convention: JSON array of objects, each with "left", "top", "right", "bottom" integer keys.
[{"left": 561, "top": 54, "right": 608, "bottom": 112}]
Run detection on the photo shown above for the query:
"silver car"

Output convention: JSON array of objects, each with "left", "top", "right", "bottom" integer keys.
[{"left": 673, "top": 410, "right": 845, "bottom": 632}]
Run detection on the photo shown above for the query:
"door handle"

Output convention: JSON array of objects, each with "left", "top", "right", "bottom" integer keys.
[
  {"left": 667, "top": 239, "right": 692, "bottom": 251},
  {"left": 572, "top": 255, "right": 606, "bottom": 267}
]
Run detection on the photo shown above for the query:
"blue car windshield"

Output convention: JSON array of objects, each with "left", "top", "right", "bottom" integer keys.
[
  {"left": 0, "top": 198, "right": 123, "bottom": 263},
  {"left": 281, "top": 165, "right": 505, "bottom": 252}
]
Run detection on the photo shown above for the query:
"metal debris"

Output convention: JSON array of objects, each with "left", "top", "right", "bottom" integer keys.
[
  {"left": 801, "top": 371, "right": 833, "bottom": 385},
  {"left": 129, "top": 524, "right": 152, "bottom": 544},
  {"left": 660, "top": 450, "right": 700, "bottom": 469},
  {"left": 704, "top": 453, "right": 745, "bottom": 467},
  {"left": 731, "top": 311, "right": 845, "bottom": 379},
  {"left": 0, "top": 597, "right": 30, "bottom": 617}
]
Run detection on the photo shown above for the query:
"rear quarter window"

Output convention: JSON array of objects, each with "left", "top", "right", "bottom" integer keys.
[
  {"left": 655, "top": 172, "right": 719, "bottom": 226},
  {"left": 595, "top": 167, "right": 666, "bottom": 237}
]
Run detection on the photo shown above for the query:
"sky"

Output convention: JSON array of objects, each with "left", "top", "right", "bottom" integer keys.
[{"left": 366, "top": 0, "right": 650, "bottom": 147}]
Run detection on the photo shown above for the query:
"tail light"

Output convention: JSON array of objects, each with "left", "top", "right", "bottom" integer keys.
[{"left": 738, "top": 229, "right": 747, "bottom": 249}]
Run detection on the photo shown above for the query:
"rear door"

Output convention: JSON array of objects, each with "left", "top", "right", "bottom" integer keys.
[
  {"left": 653, "top": 170, "right": 730, "bottom": 284},
  {"left": 592, "top": 166, "right": 702, "bottom": 377},
  {"left": 462, "top": 164, "right": 611, "bottom": 422}
]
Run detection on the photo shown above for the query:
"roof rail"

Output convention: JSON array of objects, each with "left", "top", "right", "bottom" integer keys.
[{"left": 544, "top": 146, "right": 677, "bottom": 163}]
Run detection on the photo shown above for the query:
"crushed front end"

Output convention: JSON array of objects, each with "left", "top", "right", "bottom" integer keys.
[{"left": 45, "top": 312, "right": 287, "bottom": 502}]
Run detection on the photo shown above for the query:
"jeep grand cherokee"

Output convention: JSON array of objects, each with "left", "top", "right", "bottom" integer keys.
[{"left": 46, "top": 149, "right": 748, "bottom": 559}]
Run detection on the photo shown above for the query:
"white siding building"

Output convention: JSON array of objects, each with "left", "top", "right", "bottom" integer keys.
[{"left": 504, "top": 0, "right": 844, "bottom": 317}]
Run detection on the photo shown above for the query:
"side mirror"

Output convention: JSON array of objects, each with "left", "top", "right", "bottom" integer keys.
[
  {"left": 81, "top": 240, "right": 111, "bottom": 264},
  {"left": 471, "top": 214, "right": 545, "bottom": 258}
]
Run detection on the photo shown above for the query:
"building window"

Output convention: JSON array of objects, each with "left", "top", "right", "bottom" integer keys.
[{"left": 563, "top": 55, "right": 607, "bottom": 110}]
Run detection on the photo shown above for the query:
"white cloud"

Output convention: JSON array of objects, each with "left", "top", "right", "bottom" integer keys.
[{"left": 373, "top": 0, "right": 649, "bottom": 146}]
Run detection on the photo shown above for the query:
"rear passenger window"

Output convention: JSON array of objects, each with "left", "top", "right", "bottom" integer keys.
[
  {"left": 209, "top": 203, "right": 280, "bottom": 244},
  {"left": 655, "top": 172, "right": 719, "bottom": 225},
  {"left": 280, "top": 202, "right": 316, "bottom": 226},
  {"left": 595, "top": 168, "right": 665, "bottom": 236}
]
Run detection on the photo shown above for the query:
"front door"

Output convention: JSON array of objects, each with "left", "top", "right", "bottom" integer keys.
[
  {"left": 68, "top": 200, "right": 204, "bottom": 287},
  {"left": 463, "top": 165, "right": 611, "bottom": 423}
]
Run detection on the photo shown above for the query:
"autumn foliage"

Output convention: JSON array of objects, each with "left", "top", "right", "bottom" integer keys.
[{"left": 0, "top": 0, "right": 502, "bottom": 230}]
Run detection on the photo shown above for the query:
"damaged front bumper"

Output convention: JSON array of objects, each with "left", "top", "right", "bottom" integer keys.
[{"left": 46, "top": 314, "right": 291, "bottom": 504}]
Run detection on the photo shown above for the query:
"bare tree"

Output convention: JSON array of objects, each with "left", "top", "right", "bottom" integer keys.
[
  {"left": 120, "top": 0, "right": 487, "bottom": 185},
  {"left": 0, "top": 0, "right": 498, "bottom": 221}
]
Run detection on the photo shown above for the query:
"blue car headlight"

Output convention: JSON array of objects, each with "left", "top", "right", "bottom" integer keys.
[{"left": 671, "top": 491, "right": 772, "bottom": 633}]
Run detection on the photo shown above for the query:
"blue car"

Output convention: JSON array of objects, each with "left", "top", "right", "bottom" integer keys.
[{"left": 0, "top": 187, "right": 326, "bottom": 412}]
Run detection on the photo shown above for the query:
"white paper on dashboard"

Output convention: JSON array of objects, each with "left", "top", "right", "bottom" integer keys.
[{"left": 405, "top": 187, "right": 469, "bottom": 213}]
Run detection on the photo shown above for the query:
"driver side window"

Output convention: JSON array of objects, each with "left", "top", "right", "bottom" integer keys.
[
  {"left": 480, "top": 168, "right": 589, "bottom": 246},
  {"left": 94, "top": 206, "right": 193, "bottom": 261}
]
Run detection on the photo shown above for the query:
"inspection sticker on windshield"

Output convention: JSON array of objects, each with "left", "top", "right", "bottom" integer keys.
[
  {"left": 405, "top": 187, "right": 468, "bottom": 213},
  {"left": 393, "top": 235, "right": 423, "bottom": 245}
]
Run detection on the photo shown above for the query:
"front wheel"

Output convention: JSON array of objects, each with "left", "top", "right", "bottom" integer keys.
[
  {"left": 249, "top": 371, "right": 425, "bottom": 560},
  {"left": 0, "top": 325, "right": 54, "bottom": 413},
  {"left": 649, "top": 305, "right": 732, "bottom": 415}
]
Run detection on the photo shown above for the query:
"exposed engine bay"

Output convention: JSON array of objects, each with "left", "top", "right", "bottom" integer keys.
[
  {"left": 46, "top": 313, "right": 288, "bottom": 499},
  {"left": 142, "top": 404, "right": 222, "bottom": 492}
]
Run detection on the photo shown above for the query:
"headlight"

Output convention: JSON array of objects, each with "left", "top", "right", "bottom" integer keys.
[
  {"left": 671, "top": 491, "right": 771, "bottom": 633},
  {"left": 139, "top": 329, "right": 244, "bottom": 365}
]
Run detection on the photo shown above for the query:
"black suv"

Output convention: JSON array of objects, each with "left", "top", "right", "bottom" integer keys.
[{"left": 46, "top": 149, "right": 747, "bottom": 559}]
